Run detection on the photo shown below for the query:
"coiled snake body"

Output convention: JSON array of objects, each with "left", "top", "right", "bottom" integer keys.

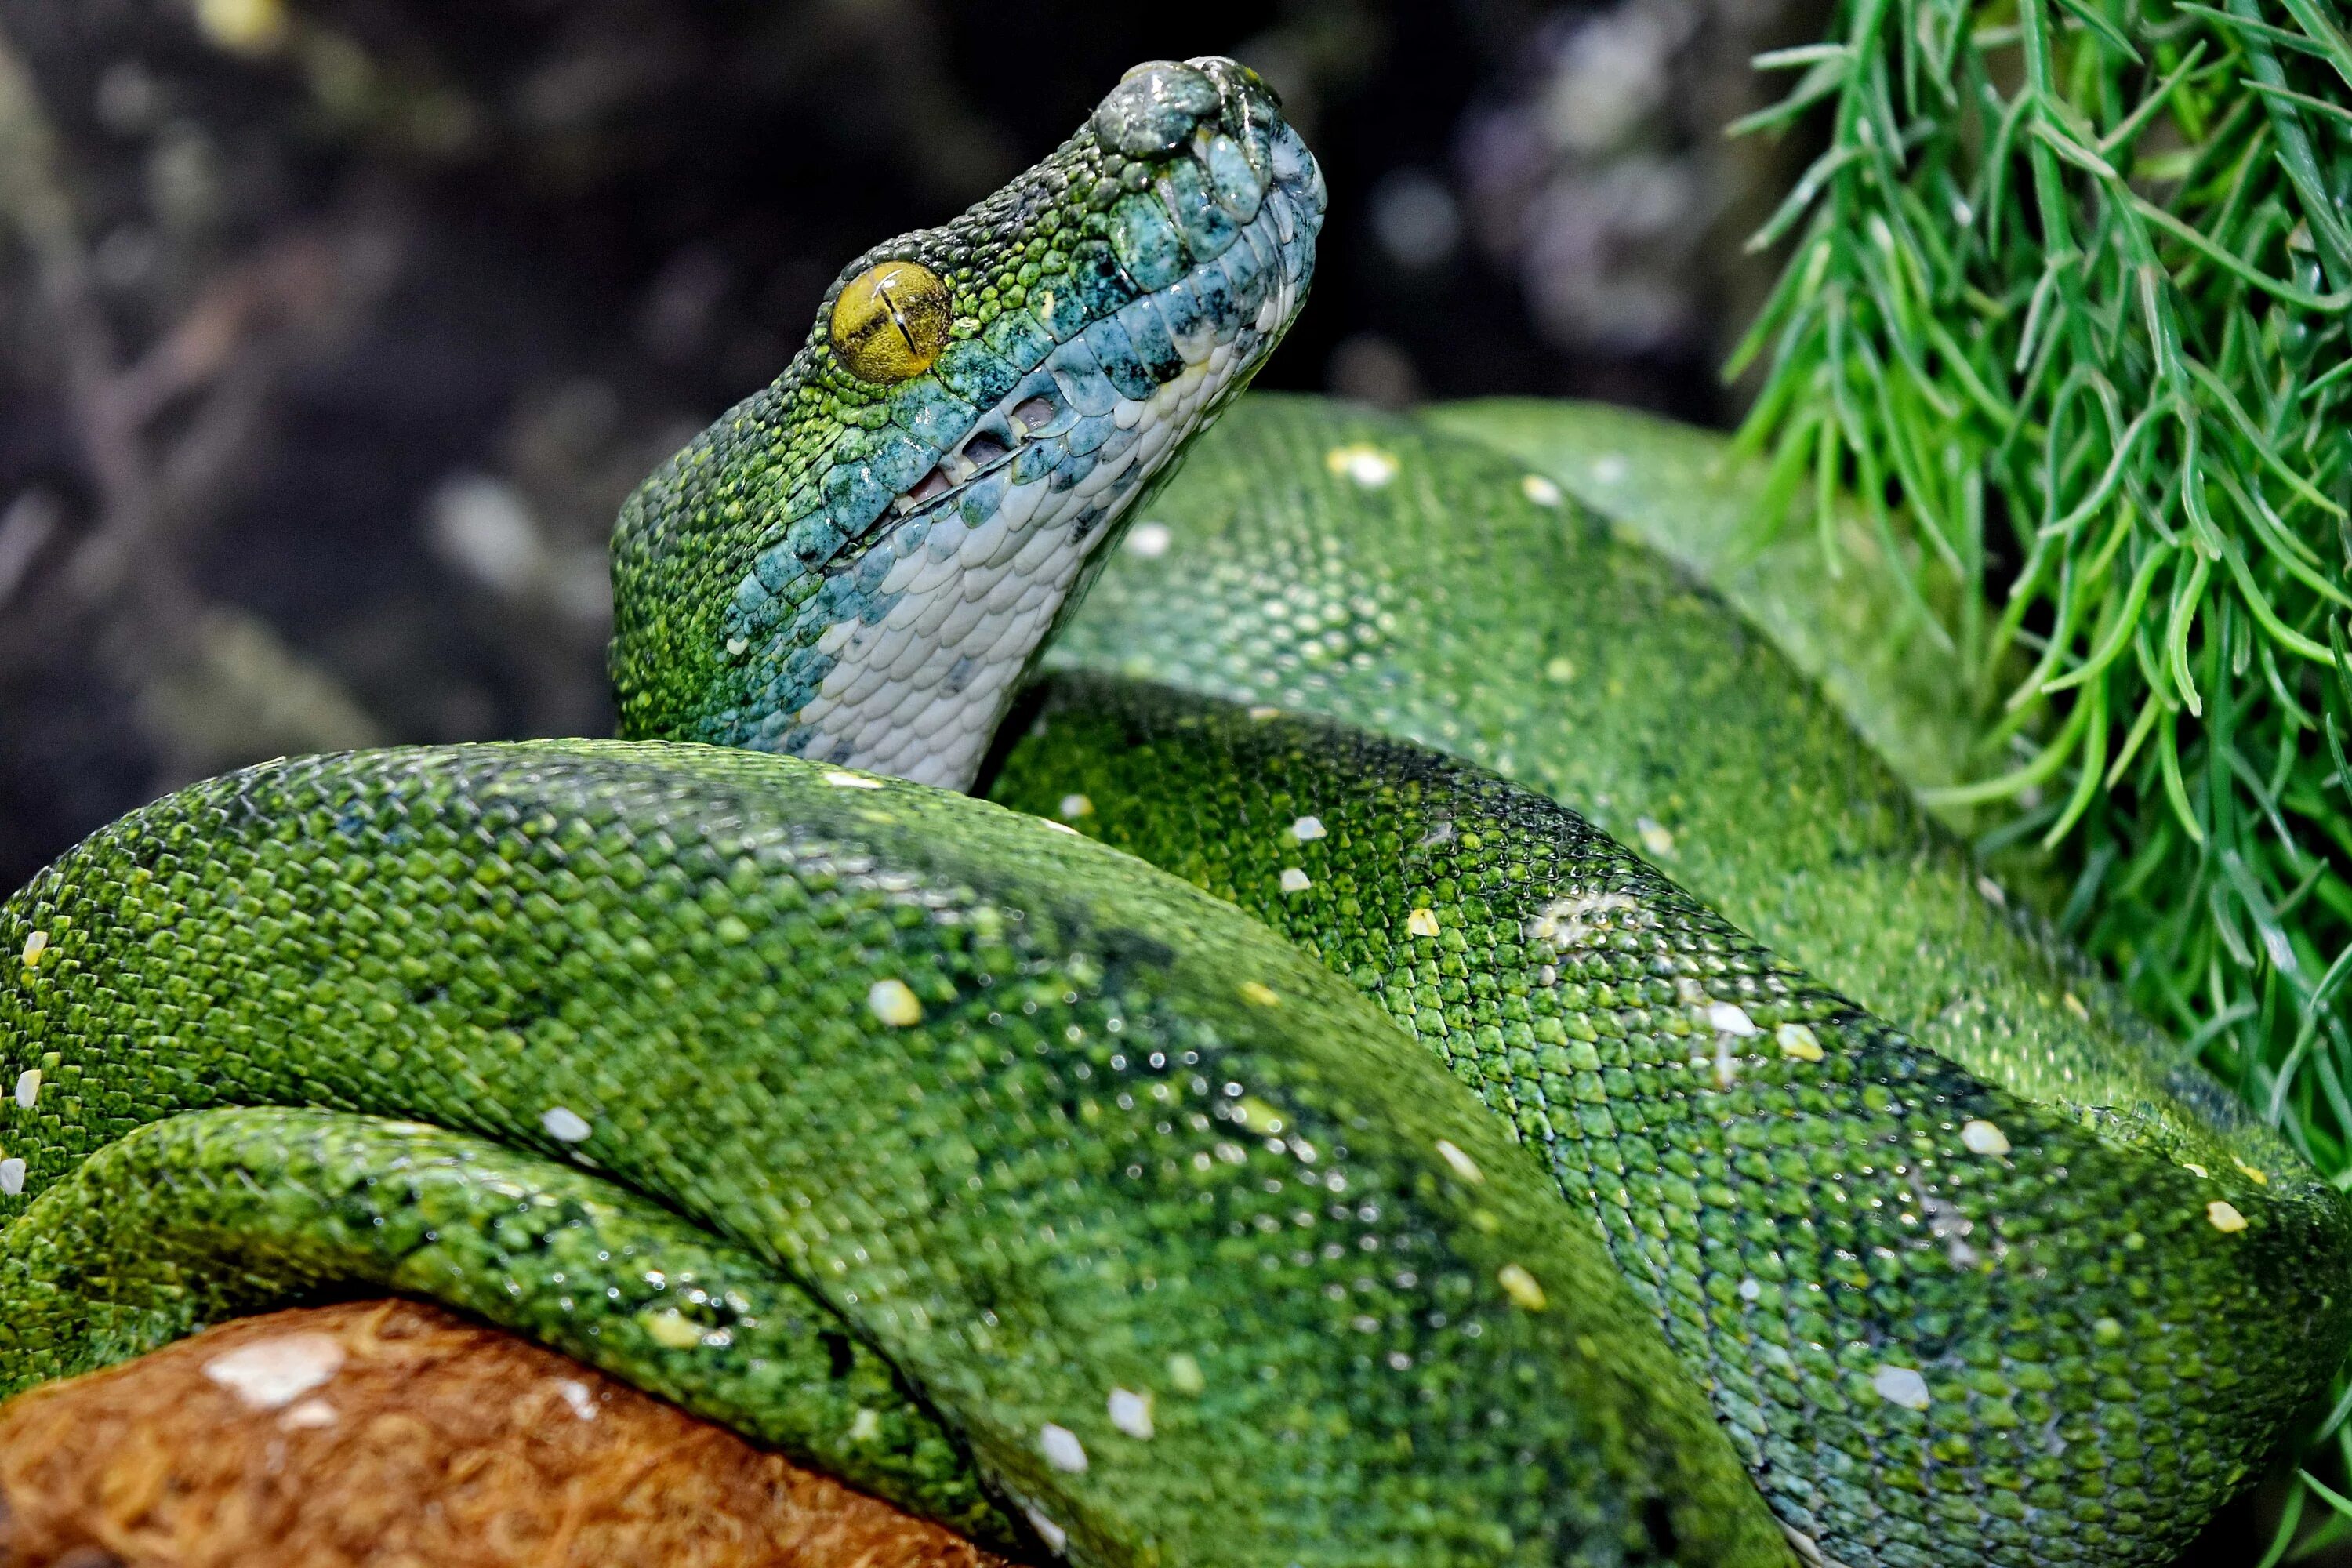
[{"left": 3, "top": 58, "right": 2347, "bottom": 1568}]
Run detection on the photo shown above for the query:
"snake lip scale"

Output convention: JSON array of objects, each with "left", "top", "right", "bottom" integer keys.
[{"left": 5, "top": 52, "right": 2352, "bottom": 1568}]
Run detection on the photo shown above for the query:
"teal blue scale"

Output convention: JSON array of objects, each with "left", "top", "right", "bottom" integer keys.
[
  {"left": 650, "top": 60, "right": 1321, "bottom": 781},
  {"left": 715, "top": 263, "right": 1299, "bottom": 757}
]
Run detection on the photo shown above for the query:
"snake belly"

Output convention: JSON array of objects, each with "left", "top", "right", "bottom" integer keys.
[{"left": 0, "top": 47, "right": 2343, "bottom": 1568}]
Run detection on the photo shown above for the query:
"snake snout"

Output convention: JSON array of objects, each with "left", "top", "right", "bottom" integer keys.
[
  {"left": 1091, "top": 60, "right": 1223, "bottom": 157},
  {"left": 1093, "top": 57, "right": 1268, "bottom": 158},
  {"left": 1089, "top": 56, "right": 1323, "bottom": 220}
]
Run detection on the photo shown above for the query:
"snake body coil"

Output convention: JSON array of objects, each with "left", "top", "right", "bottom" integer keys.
[{"left": 3, "top": 56, "right": 2347, "bottom": 1568}]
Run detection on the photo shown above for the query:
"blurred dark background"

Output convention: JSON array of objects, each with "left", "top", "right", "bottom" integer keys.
[{"left": 0, "top": 0, "right": 1817, "bottom": 892}]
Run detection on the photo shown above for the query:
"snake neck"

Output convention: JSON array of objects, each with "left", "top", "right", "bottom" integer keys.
[{"left": 609, "top": 57, "right": 1324, "bottom": 790}]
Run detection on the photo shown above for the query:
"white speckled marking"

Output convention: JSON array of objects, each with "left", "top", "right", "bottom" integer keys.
[
  {"left": 643, "top": 1308, "right": 703, "bottom": 1350},
  {"left": 1025, "top": 1504, "right": 1069, "bottom": 1555},
  {"left": 542, "top": 1105, "right": 593, "bottom": 1143},
  {"left": 1707, "top": 1002, "right": 1759, "bottom": 1036},
  {"left": 1526, "top": 891, "right": 1640, "bottom": 950},
  {"left": 1872, "top": 1364, "right": 1930, "bottom": 1410},
  {"left": 1290, "top": 815, "right": 1326, "bottom": 841},
  {"left": 1590, "top": 453, "right": 1628, "bottom": 485},
  {"left": 2207, "top": 1200, "right": 2247, "bottom": 1232},
  {"left": 1108, "top": 1386, "right": 1155, "bottom": 1439},
  {"left": 1777, "top": 1022, "right": 1824, "bottom": 1062},
  {"left": 281, "top": 1397, "right": 339, "bottom": 1430},
  {"left": 1040, "top": 1422, "right": 1089, "bottom": 1472},
  {"left": 0, "top": 1157, "right": 23, "bottom": 1196},
  {"left": 13, "top": 1069, "right": 38, "bottom": 1109},
  {"left": 1327, "top": 443, "right": 1399, "bottom": 488},
  {"left": 868, "top": 978, "right": 924, "bottom": 1027},
  {"left": 1496, "top": 1263, "right": 1548, "bottom": 1311},
  {"left": 1521, "top": 473, "right": 1563, "bottom": 506},
  {"left": 1434, "top": 1139, "right": 1484, "bottom": 1184},
  {"left": 204, "top": 1334, "right": 346, "bottom": 1410},
  {"left": 1960, "top": 1120, "right": 2011, "bottom": 1156},
  {"left": 555, "top": 1378, "right": 599, "bottom": 1421},
  {"left": 18, "top": 931, "right": 45, "bottom": 967},
  {"left": 1279, "top": 867, "right": 1312, "bottom": 893}
]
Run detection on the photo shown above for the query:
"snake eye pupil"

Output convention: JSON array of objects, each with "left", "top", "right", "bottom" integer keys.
[{"left": 829, "top": 260, "right": 953, "bottom": 384}]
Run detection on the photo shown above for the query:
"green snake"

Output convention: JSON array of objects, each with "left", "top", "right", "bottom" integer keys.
[{"left": 3, "top": 57, "right": 2347, "bottom": 1568}]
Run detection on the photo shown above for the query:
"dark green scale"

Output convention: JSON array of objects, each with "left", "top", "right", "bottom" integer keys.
[
  {"left": 0, "top": 1107, "right": 1011, "bottom": 1544},
  {"left": 1058, "top": 396, "right": 2301, "bottom": 1181},
  {"left": 990, "top": 676, "right": 2352, "bottom": 1568},
  {"left": 0, "top": 741, "right": 1786, "bottom": 1568}
]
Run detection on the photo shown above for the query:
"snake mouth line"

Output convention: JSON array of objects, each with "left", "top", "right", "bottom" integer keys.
[
  {"left": 866, "top": 58, "right": 1324, "bottom": 537},
  {"left": 703, "top": 61, "right": 1325, "bottom": 787},
  {"left": 880, "top": 157, "right": 1319, "bottom": 535}
]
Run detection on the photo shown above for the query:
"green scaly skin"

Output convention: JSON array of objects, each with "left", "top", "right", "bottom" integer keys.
[
  {"left": 0, "top": 52, "right": 2346, "bottom": 1568},
  {"left": 991, "top": 675, "right": 2352, "bottom": 1567},
  {"left": 0, "top": 742, "right": 1781, "bottom": 1568},
  {"left": 1419, "top": 399, "right": 1985, "bottom": 801},
  {"left": 1418, "top": 397, "right": 2071, "bottom": 912},
  {"left": 1, "top": 1107, "right": 1009, "bottom": 1543},
  {"left": 1051, "top": 396, "right": 2287, "bottom": 1178}
]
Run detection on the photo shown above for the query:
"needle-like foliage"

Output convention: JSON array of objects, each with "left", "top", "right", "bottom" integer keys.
[{"left": 1732, "top": 0, "right": 2352, "bottom": 1536}]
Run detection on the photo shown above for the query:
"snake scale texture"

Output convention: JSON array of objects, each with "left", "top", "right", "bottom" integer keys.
[{"left": 4, "top": 57, "right": 2349, "bottom": 1568}]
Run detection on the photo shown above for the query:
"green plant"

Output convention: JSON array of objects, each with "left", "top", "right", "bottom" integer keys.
[{"left": 1731, "top": 0, "right": 2352, "bottom": 1542}]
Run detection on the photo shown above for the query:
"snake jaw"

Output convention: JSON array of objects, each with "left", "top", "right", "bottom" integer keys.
[{"left": 610, "top": 58, "right": 1324, "bottom": 790}]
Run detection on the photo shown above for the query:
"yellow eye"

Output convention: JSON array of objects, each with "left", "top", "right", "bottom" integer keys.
[{"left": 829, "top": 260, "right": 953, "bottom": 383}]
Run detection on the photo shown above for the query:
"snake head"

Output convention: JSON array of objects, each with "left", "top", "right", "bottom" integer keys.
[{"left": 612, "top": 57, "right": 1324, "bottom": 789}]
